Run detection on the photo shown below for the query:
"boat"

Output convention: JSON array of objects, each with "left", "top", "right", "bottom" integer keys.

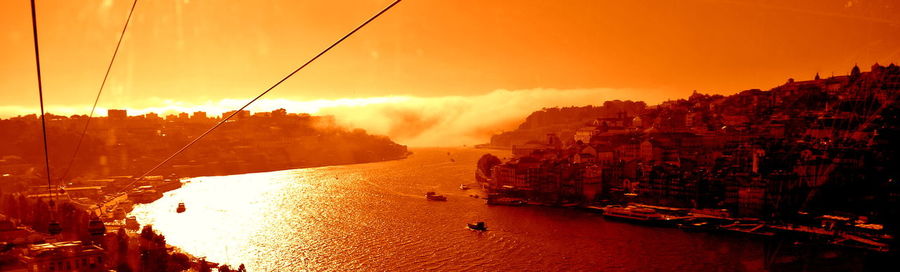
[
  {"left": 486, "top": 197, "right": 526, "bottom": 206},
  {"left": 459, "top": 184, "right": 470, "bottom": 190},
  {"left": 176, "top": 202, "right": 186, "bottom": 213},
  {"left": 678, "top": 218, "right": 721, "bottom": 232},
  {"left": 601, "top": 205, "right": 665, "bottom": 223},
  {"left": 467, "top": 221, "right": 487, "bottom": 231},
  {"left": 425, "top": 192, "right": 447, "bottom": 201},
  {"left": 582, "top": 205, "right": 606, "bottom": 213},
  {"left": 718, "top": 221, "right": 777, "bottom": 237}
]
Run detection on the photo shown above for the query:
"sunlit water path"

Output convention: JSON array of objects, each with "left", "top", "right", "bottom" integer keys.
[{"left": 131, "top": 148, "right": 765, "bottom": 271}]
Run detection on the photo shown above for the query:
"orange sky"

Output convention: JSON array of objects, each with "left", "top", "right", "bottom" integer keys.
[{"left": 1, "top": 0, "right": 899, "bottom": 144}]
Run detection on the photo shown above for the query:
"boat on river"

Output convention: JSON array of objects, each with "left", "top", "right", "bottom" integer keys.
[
  {"left": 176, "top": 202, "right": 186, "bottom": 213},
  {"left": 718, "top": 221, "right": 777, "bottom": 237},
  {"left": 467, "top": 221, "right": 487, "bottom": 231},
  {"left": 425, "top": 192, "right": 447, "bottom": 201},
  {"left": 486, "top": 197, "right": 526, "bottom": 206},
  {"left": 601, "top": 205, "right": 665, "bottom": 223}
]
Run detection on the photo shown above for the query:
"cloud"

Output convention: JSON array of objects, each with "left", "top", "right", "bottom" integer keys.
[
  {"left": 309, "top": 88, "right": 662, "bottom": 146},
  {"left": 0, "top": 88, "right": 664, "bottom": 146}
]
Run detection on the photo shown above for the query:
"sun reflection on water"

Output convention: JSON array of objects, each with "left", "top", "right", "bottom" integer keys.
[{"left": 131, "top": 168, "right": 337, "bottom": 269}]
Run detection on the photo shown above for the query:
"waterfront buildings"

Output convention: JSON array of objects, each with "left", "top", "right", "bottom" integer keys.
[
  {"left": 482, "top": 64, "right": 900, "bottom": 223},
  {"left": 21, "top": 241, "right": 105, "bottom": 272}
]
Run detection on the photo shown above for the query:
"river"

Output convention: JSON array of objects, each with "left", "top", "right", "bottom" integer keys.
[{"left": 131, "top": 147, "right": 770, "bottom": 271}]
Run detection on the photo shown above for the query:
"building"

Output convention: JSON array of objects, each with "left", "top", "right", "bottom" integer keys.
[
  {"left": 222, "top": 110, "right": 250, "bottom": 120},
  {"left": 574, "top": 127, "right": 601, "bottom": 144},
  {"left": 106, "top": 109, "right": 127, "bottom": 121},
  {"left": 192, "top": 111, "right": 207, "bottom": 119},
  {"left": 0, "top": 216, "right": 43, "bottom": 244},
  {"left": 22, "top": 241, "right": 106, "bottom": 272}
]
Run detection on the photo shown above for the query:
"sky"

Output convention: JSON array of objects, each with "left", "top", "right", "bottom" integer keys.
[{"left": 1, "top": 0, "right": 899, "bottom": 145}]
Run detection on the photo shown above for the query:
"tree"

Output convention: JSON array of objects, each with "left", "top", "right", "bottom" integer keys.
[
  {"left": 167, "top": 253, "right": 191, "bottom": 272},
  {"left": 117, "top": 227, "right": 129, "bottom": 265},
  {"left": 198, "top": 258, "right": 212, "bottom": 272},
  {"left": 477, "top": 154, "right": 502, "bottom": 178}
]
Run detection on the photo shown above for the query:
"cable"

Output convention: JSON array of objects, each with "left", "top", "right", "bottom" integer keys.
[
  {"left": 29, "top": 0, "right": 55, "bottom": 211},
  {"left": 58, "top": 0, "right": 139, "bottom": 184},
  {"left": 109, "top": 0, "right": 403, "bottom": 199}
]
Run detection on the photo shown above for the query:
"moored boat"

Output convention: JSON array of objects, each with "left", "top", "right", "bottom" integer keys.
[
  {"left": 678, "top": 217, "right": 734, "bottom": 232},
  {"left": 486, "top": 197, "right": 526, "bottom": 206},
  {"left": 718, "top": 222, "right": 777, "bottom": 237},
  {"left": 601, "top": 205, "right": 665, "bottom": 223}
]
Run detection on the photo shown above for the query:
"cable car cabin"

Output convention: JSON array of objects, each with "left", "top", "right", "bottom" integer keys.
[
  {"left": 48, "top": 221, "right": 62, "bottom": 235},
  {"left": 87, "top": 218, "right": 106, "bottom": 237}
]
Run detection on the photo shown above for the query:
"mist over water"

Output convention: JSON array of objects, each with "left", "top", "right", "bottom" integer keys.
[
  {"left": 130, "top": 148, "right": 766, "bottom": 271},
  {"left": 317, "top": 88, "right": 666, "bottom": 146}
]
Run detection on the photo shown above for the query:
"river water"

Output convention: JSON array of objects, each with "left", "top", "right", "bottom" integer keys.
[{"left": 130, "top": 148, "right": 769, "bottom": 271}]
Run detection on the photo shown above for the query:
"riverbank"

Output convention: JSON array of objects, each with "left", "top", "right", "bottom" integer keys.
[
  {"left": 162, "top": 151, "right": 412, "bottom": 179},
  {"left": 479, "top": 191, "right": 893, "bottom": 254}
]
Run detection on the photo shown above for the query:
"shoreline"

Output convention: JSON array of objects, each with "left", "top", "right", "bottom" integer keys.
[
  {"left": 137, "top": 152, "right": 412, "bottom": 181},
  {"left": 478, "top": 193, "right": 893, "bottom": 253},
  {"left": 473, "top": 144, "right": 511, "bottom": 150}
]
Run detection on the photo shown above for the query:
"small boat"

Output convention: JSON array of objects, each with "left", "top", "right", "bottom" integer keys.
[
  {"left": 425, "top": 192, "right": 447, "bottom": 201},
  {"left": 678, "top": 219, "right": 715, "bottom": 232},
  {"left": 459, "top": 184, "right": 470, "bottom": 190},
  {"left": 467, "top": 221, "right": 487, "bottom": 231},
  {"left": 176, "top": 202, "right": 186, "bottom": 213},
  {"left": 601, "top": 205, "right": 665, "bottom": 223},
  {"left": 719, "top": 221, "right": 776, "bottom": 237},
  {"left": 486, "top": 197, "right": 526, "bottom": 206}
]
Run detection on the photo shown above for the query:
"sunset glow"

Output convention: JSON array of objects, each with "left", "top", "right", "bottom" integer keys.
[
  {"left": 2, "top": 0, "right": 898, "bottom": 121},
  {"left": 1, "top": 1, "right": 899, "bottom": 271}
]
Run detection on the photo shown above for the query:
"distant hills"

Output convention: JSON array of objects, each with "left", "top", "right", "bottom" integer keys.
[{"left": 0, "top": 110, "right": 409, "bottom": 184}]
